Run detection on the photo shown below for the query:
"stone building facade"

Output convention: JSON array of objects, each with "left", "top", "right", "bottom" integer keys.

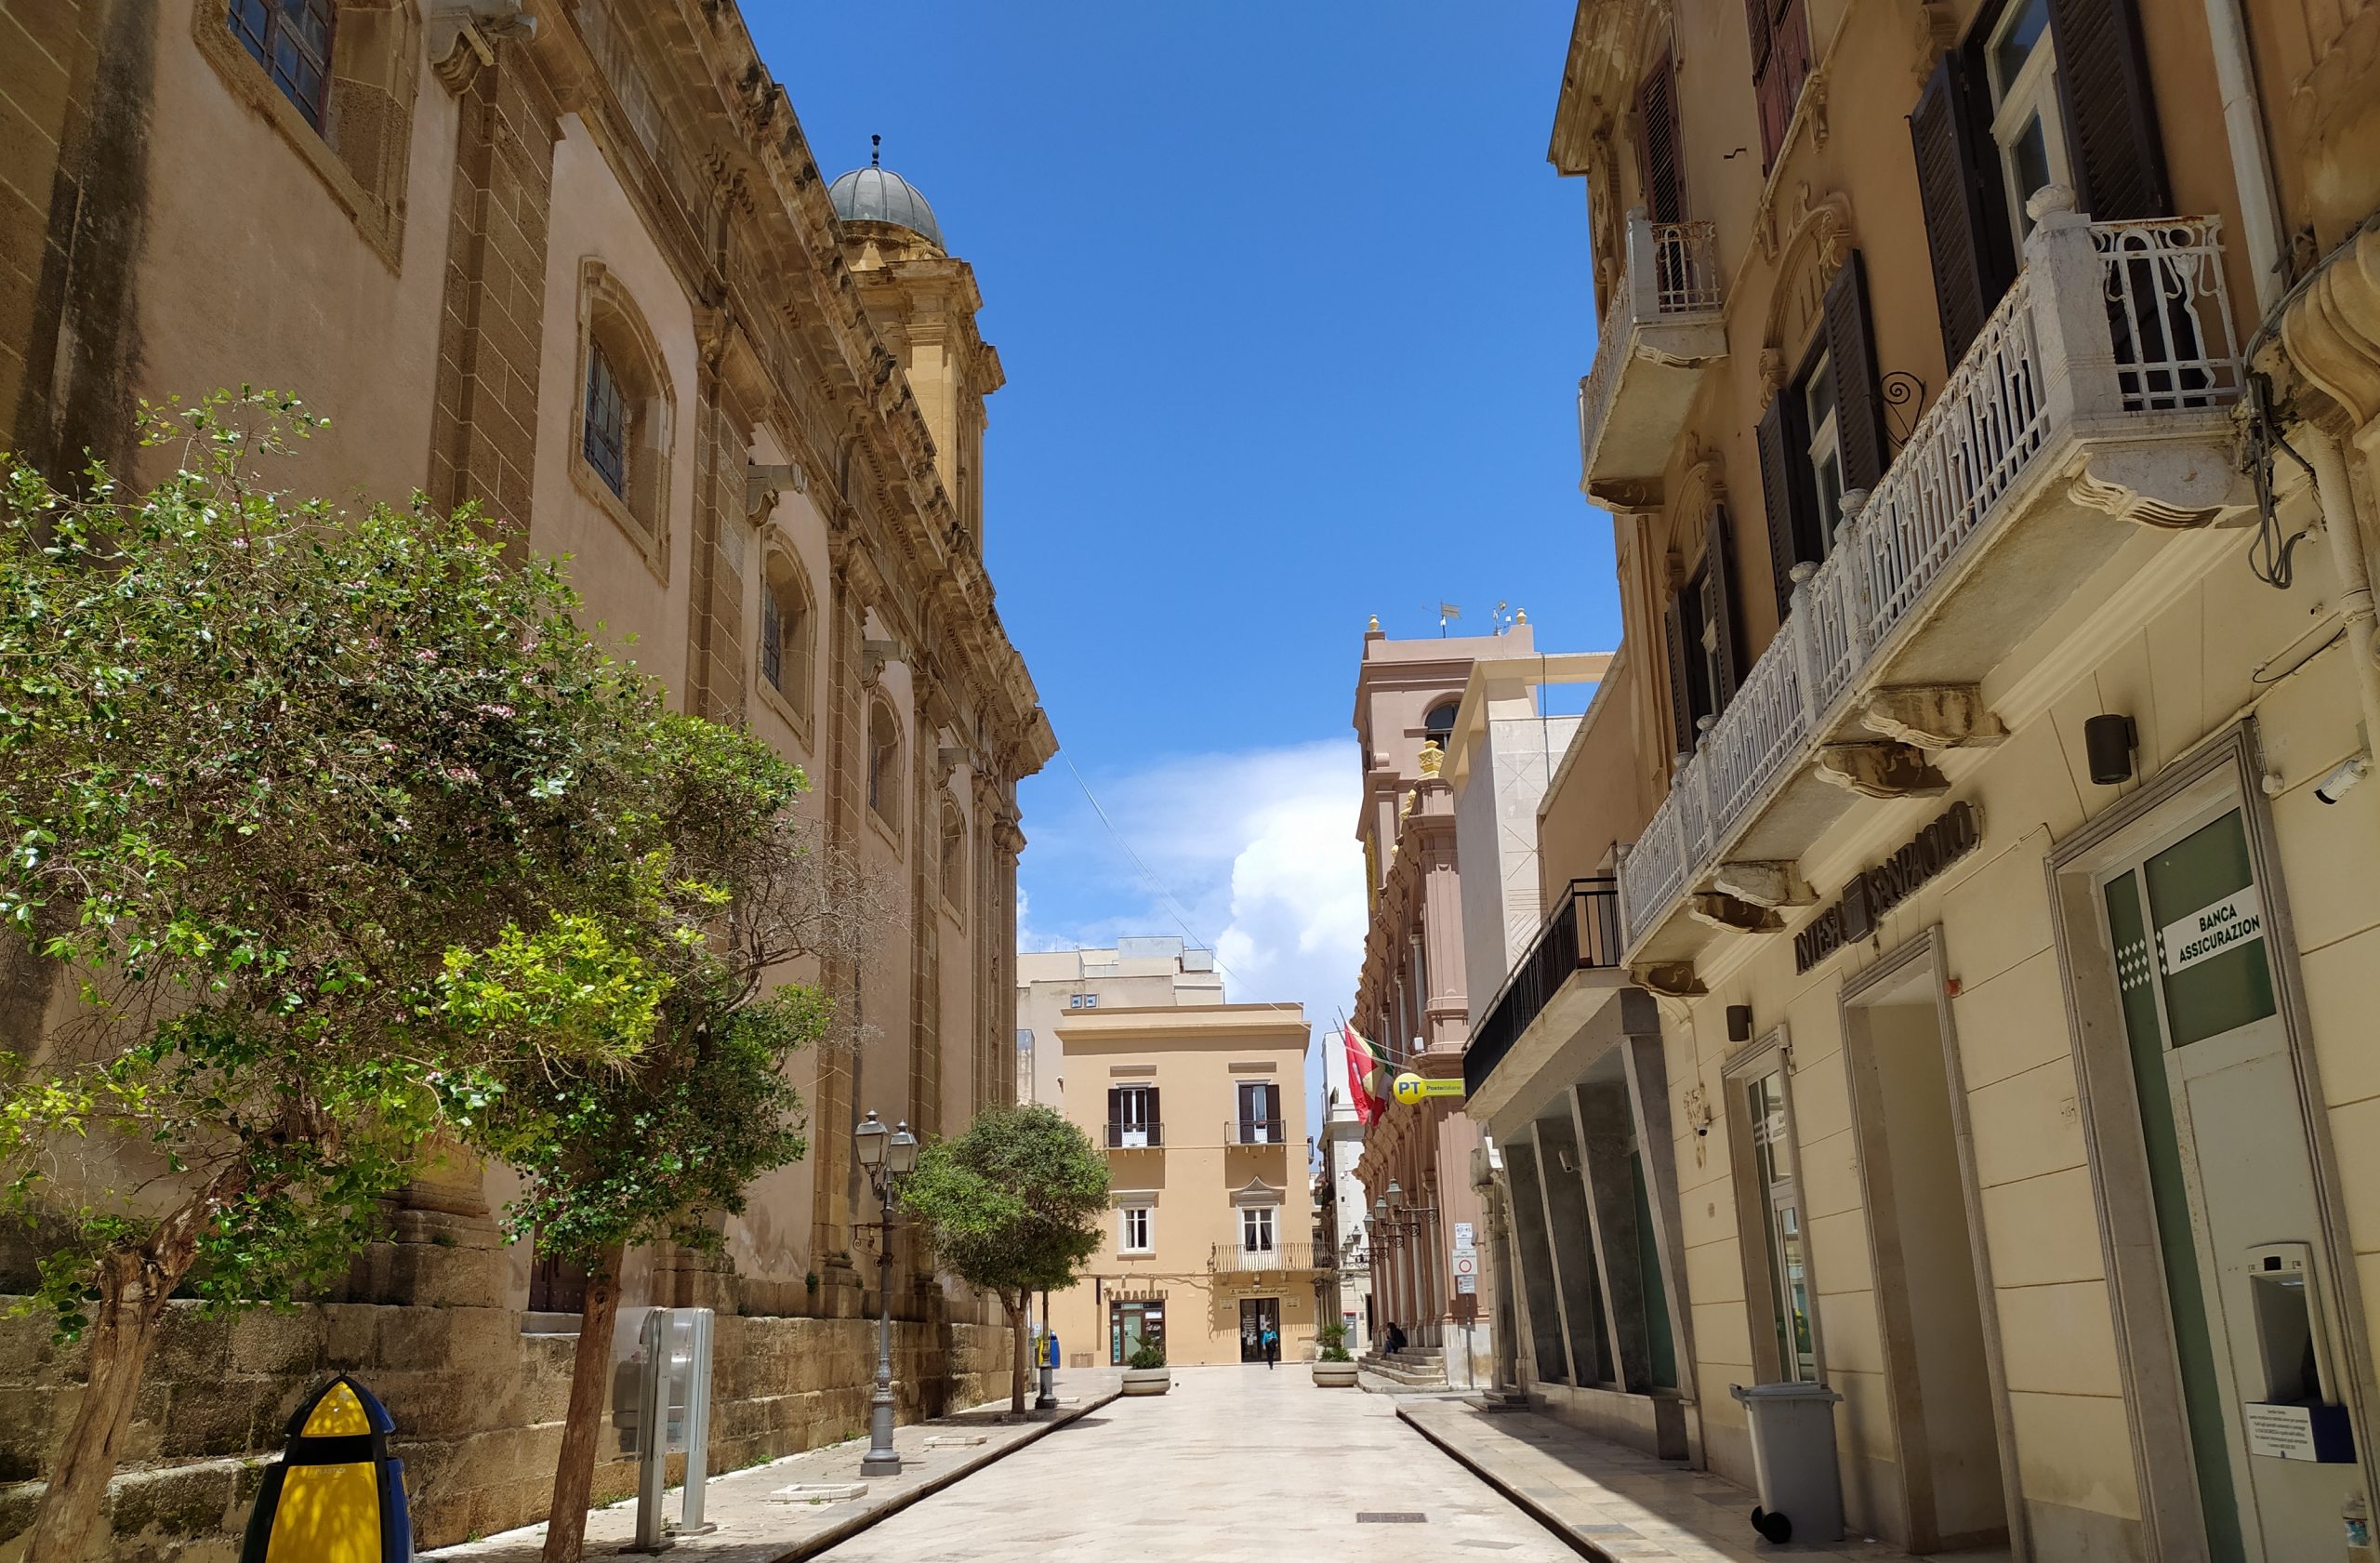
[
  {"left": 1461, "top": 0, "right": 2380, "bottom": 1558},
  {"left": 0, "top": 0, "right": 1052, "bottom": 1555}
]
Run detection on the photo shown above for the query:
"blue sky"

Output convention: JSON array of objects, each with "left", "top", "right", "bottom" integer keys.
[{"left": 758, "top": 4, "right": 1618, "bottom": 1063}]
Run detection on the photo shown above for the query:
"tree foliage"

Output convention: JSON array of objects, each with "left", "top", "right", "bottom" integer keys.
[
  {"left": 905, "top": 1105, "right": 1110, "bottom": 1301},
  {"left": 0, "top": 390, "right": 683, "bottom": 1331}
]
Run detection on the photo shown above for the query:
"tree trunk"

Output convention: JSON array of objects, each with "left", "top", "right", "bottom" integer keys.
[
  {"left": 1006, "top": 1292, "right": 1028, "bottom": 1416},
  {"left": 25, "top": 1191, "right": 219, "bottom": 1563},
  {"left": 542, "top": 1247, "right": 625, "bottom": 1563}
]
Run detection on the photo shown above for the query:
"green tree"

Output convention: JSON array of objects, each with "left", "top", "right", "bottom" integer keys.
[
  {"left": 0, "top": 392, "right": 694, "bottom": 1563},
  {"left": 903, "top": 1105, "right": 1110, "bottom": 1414},
  {"left": 448, "top": 715, "right": 837, "bottom": 1563}
]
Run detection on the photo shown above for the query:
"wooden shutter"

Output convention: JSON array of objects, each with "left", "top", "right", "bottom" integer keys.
[
  {"left": 1909, "top": 53, "right": 2016, "bottom": 369},
  {"left": 1755, "top": 397, "right": 1805, "bottom": 620},
  {"left": 2045, "top": 0, "right": 2169, "bottom": 220},
  {"left": 1237, "top": 1084, "right": 1256, "bottom": 1145},
  {"left": 1704, "top": 515, "right": 1744, "bottom": 706},
  {"left": 1147, "top": 1086, "right": 1161, "bottom": 1146},
  {"left": 1662, "top": 597, "right": 1695, "bottom": 756},
  {"left": 1635, "top": 54, "right": 1685, "bottom": 223},
  {"left": 1265, "top": 1082, "right": 1283, "bottom": 1139},
  {"left": 1105, "top": 1086, "right": 1121, "bottom": 1144},
  {"left": 1743, "top": 0, "right": 1772, "bottom": 75},
  {"left": 1822, "top": 253, "right": 1887, "bottom": 492}
]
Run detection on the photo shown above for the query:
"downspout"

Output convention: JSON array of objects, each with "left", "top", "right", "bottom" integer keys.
[
  {"left": 2302, "top": 428, "right": 2380, "bottom": 762},
  {"left": 2202, "top": 0, "right": 2288, "bottom": 312}
]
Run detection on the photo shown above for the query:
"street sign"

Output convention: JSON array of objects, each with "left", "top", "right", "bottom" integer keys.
[
  {"left": 1391, "top": 1070, "right": 1465, "bottom": 1106},
  {"left": 1450, "top": 1250, "right": 1477, "bottom": 1280},
  {"left": 1453, "top": 1222, "right": 1474, "bottom": 1247},
  {"left": 1457, "top": 1274, "right": 1478, "bottom": 1294}
]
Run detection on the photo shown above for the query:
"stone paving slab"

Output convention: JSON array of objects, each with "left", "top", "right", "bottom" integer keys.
[
  {"left": 1397, "top": 1398, "right": 1924, "bottom": 1563},
  {"left": 424, "top": 1370, "right": 1121, "bottom": 1563}
]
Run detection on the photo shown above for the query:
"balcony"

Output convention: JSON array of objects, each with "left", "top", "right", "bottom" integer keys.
[
  {"left": 1462, "top": 880, "right": 1628, "bottom": 1107},
  {"left": 1619, "top": 201, "right": 2245, "bottom": 969},
  {"left": 1579, "top": 210, "right": 1727, "bottom": 508},
  {"left": 1210, "top": 1241, "right": 1318, "bottom": 1275},
  {"left": 1228, "top": 1118, "right": 1289, "bottom": 1146},
  {"left": 1104, "top": 1122, "right": 1163, "bottom": 1149}
]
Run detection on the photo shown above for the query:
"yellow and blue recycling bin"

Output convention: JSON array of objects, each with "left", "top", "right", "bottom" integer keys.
[{"left": 240, "top": 1375, "right": 413, "bottom": 1563}]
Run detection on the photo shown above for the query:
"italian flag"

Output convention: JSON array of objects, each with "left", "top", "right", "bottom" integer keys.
[{"left": 1343, "top": 1023, "right": 1386, "bottom": 1125}]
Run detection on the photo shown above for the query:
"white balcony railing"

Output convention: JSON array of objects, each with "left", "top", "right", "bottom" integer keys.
[
  {"left": 1579, "top": 212, "right": 1726, "bottom": 480},
  {"left": 1618, "top": 205, "right": 2240, "bottom": 948}
]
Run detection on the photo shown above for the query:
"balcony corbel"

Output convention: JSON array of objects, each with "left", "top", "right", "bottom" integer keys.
[
  {"left": 1813, "top": 741, "right": 1949, "bottom": 800},
  {"left": 1687, "top": 892, "right": 1784, "bottom": 934},
  {"left": 1709, "top": 861, "right": 1815, "bottom": 907},
  {"left": 1628, "top": 961, "right": 1704, "bottom": 998},
  {"left": 2065, "top": 444, "right": 2254, "bottom": 532},
  {"left": 1860, "top": 686, "right": 2006, "bottom": 750}
]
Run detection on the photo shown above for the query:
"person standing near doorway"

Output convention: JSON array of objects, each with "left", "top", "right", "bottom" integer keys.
[{"left": 1262, "top": 1321, "right": 1278, "bottom": 1369}]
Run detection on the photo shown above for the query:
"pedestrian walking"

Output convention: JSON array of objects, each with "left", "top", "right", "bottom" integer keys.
[{"left": 1263, "top": 1323, "right": 1278, "bottom": 1368}]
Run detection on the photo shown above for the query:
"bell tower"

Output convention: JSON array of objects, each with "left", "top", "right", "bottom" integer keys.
[{"left": 827, "top": 139, "right": 1004, "bottom": 549}]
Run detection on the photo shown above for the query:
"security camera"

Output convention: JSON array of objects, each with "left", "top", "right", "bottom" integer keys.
[{"left": 2315, "top": 754, "right": 2371, "bottom": 805}]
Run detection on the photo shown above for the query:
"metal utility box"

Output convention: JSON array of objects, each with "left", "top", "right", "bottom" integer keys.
[{"left": 610, "top": 1307, "right": 715, "bottom": 1552}]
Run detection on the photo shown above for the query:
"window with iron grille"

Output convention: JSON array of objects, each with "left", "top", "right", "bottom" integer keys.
[
  {"left": 228, "top": 0, "right": 337, "bottom": 132},
  {"left": 760, "top": 589, "right": 784, "bottom": 691},
  {"left": 583, "top": 343, "right": 630, "bottom": 499}
]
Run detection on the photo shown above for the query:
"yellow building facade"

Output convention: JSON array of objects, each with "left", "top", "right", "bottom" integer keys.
[
  {"left": 1044, "top": 1005, "right": 1319, "bottom": 1369},
  {"left": 1465, "top": 0, "right": 2380, "bottom": 1558}
]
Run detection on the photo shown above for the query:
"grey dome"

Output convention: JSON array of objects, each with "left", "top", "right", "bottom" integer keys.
[{"left": 826, "top": 162, "right": 944, "bottom": 248}]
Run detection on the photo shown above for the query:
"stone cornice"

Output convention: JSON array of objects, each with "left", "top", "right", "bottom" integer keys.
[{"left": 525, "top": 0, "right": 1052, "bottom": 779}]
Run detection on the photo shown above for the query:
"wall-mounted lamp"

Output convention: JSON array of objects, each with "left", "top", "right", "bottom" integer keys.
[
  {"left": 1726, "top": 1004, "right": 1754, "bottom": 1044},
  {"left": 2084, "top": 715, "right": 2136, "bottom": 787}
]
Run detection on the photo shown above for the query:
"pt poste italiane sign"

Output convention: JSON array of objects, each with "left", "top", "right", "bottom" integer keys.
[{"left": 1793, "top": 800, "right": 1982, "bottom": 974}]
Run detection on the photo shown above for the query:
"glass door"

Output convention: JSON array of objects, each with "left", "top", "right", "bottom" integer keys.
[
  {"left": 1747, "top": 1069, "right": 1815, "bottom": 1384},
  {"left": 2097, "top": 803, "right": 2348, "bottom": 1562}
]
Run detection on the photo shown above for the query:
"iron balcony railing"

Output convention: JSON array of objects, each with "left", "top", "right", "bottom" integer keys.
[
  {"left": 1463, "top": 879, "right": 1625, "bottom": 1098},
  {"left": 1229, "top": 1118, "right": 1289, "bottom": 1146},
  {"left": 1618, "top": 209, "right": 2241, "bottom": 949},
  {"left": 1210, "top": 1241, "right": 1317, "bottom": 1274},
  {"left": 1104, "top": 1122, "right": 1163, "bottom": 1149}
]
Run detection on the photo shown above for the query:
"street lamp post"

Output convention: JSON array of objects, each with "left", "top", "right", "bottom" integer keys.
[{"left": 854, "top": 1109, "right": 919, "bottom": 1478}]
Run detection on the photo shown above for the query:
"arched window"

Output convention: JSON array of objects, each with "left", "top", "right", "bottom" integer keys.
[
  {"left": 939, "top": 800, "right": 968, "bottom": 914},
  {"left": 867, "top": 699, "right": 904, "bottom": 835},
  {"left": 759, "top": 547, "right": 815, "bottom": 722},
  {"left": 1422, "top": 700, "right": 1459, "bottom": 750},
  {"left": 574, "top": 261, "right": 676, "bottom": 575}
]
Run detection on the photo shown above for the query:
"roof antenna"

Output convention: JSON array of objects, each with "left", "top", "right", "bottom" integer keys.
[{"left": 870, "top": 134, "right": 881, "bottom": 168}]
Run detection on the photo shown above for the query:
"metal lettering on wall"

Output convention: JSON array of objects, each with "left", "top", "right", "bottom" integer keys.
[{"left": 1792, "top": 801, "right": 1983, "bottom": 974}]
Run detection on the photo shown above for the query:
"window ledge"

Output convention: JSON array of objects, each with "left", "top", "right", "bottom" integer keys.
[
  {"left": 752, "top": 669, "right": 815, "bottom": 754},
  {"left": 192, "top": 5, "right": 406, "bottom": 272},
  {"left": 866, "top": 802, "right": 904, "bottom": 856},
  {"left": 939, "top": 889, "right": 965, "bottom": 929},
  {"left": 572, "top": 454, "right": 670, "bottom": 585}
]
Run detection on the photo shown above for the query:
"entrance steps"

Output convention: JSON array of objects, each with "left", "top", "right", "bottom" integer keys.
[{"left": 1358, "top": 1345, "right": 1451, "bottom": 1391}]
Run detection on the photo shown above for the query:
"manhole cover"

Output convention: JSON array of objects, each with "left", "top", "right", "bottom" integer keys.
[{"left": 1356, "top": 1513, "right": 1428, "bottom": 1524}]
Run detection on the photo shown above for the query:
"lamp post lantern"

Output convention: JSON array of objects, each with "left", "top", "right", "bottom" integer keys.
[{"left": 855, "top": 1109, "right": 919, "bottom": 1477}]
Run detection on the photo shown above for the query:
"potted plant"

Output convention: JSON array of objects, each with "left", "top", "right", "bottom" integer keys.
[
  {"left": 1122, "top": 1340, "right": 1172, "bottom": 1396},
  {"left": 1313, "top": 1323, "right": 1358, "bottom": 1387}
]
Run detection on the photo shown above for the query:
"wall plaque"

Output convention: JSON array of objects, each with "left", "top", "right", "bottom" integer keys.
[{"left": 1793, "top": 800, "right": 1982, "bottom": 974}]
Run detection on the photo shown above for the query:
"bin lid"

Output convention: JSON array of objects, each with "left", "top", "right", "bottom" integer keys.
[{"left": 1729, "top": 1381, "right": 1843, "bottom": 1405}]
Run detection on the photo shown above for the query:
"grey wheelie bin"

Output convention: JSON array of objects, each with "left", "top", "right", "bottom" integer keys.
[{"left": 1729, "top": 1381, "right": 1844, "bottom": 1545}]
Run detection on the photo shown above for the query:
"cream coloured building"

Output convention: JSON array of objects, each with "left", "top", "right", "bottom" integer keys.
[
  {"left": 1015, "top": 937, "right": 1224, "bottom": 1108},
  {"left": 1043, "top": 1003, "right": 1317, "bottom": 1369},
  {"left": 1457, "top": 0, "right": 2380, "bottom": 1558}
]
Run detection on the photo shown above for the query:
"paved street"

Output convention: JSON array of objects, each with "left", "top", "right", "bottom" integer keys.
[{"left": 811, "top": 1367, "right": 1573, "bottom": 1562}]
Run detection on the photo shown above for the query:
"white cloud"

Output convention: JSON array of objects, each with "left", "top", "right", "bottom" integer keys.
[{"left": 1019, "top": 740, "right": 1368, "bottom": 1051}]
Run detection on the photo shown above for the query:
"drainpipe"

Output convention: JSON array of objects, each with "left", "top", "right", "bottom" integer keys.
[
  {"left": 2302, "top": 428, "right": 2380, "bottom": 758},
  {"left": 2202, "top": 0, "right": 2288, "bottom": 312}
]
